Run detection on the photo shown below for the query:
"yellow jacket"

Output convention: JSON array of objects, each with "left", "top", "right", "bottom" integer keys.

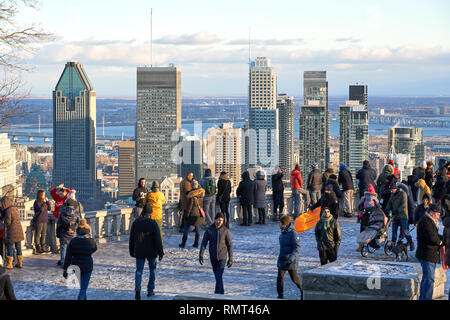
[
  {"left": 146, "top": 191, "right": 166, "bottom": 220},
  {"left": 416, "top": 179, "right": 431, "bottom": 205}
]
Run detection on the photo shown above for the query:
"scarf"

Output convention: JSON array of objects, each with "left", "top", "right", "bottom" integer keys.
[
  {"left": 426, "top": 213, "right": 439, "bottom": 230},
  {"left": 321, "top": 215, "right": 332, "bottom": 230}
]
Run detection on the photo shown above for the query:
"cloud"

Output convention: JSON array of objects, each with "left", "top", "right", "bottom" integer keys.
[
  {"left": 154, "top": 32, "right": 220, "bottom": 45},
  {"left": 335, "top": 37, "right": 360, "bottom": 43},
  {"left": 227, "top": 38, "right": 304, "bottom": 46}
]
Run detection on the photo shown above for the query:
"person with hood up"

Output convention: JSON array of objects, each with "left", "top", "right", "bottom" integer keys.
[
  {"left": 1, "top": 196, "right": 24, "bottom": 269},
  {"left": 322, "top": 163, "right": 336, "bottom": 188},
  {"left": 254, "top": 170, "right": 268, "bottom": 224},
  {"left": 276, "top": 215, "right": 302, "bottom": 300},
  {"left": 132, "top": 178, "right": 149, "bottom": 219},
  {"left": 199, "top": 212, "right": 233, "bottom": 295},
  {"left": 56, "top": 197, "right": 81, "bottom": 266},
  {"left": 324, "top": 174, "right": 343, "bottom": 199},
  {"left": 129, "top": 203, "right": 163, "bottom": 300},
  {"left": 416, "top": 178, "right": 432, "bottom": 206},
  {"left": 338, "top": 164, "right": 355, "bottom": 217},
  {"left": 179, "top": 181, "right": 205, "bottom": 248},
  {"left": 146, "top": 181, "right": 166, "bottom": 246},
  {"left": 290, "top": 164, "right": 303, "bottom": 218},
  {"left": 236, "top": 171, "right": 256, "bottom": 226},
  {"left": 217, "top": 171, "right": 232, "bottom": 227},
  {"left": 376, "top": 163, "right": 394, "bottom": 200},
  {"left": 356, "top": 184, "right": 381, "bottom": 251},
  {"left": 307, "top": 163, "right": 322, "bottom": 207},
  {"left": 0, "top": 256, "right": 16, "bottom": 300},
  {"left": 63, "top": 219, "right": 97, "bottom": 300},
  {"left": 315, "top": 207, "right": 341, "bottom": 265},
  {"left": 356, "top": 160, "right": 377, "bottom": 199},
  {"left": 311, "top": 184, "right": 340, "bottom": 219},
  {"left": 200, "top": 168, "right": 217, "bottom": 226},
  {"left": 271, "top": 167, "right": 286, "bottom": 222},
  {"left": 388, "top": 159, "right": 401, "bottom": 181}
]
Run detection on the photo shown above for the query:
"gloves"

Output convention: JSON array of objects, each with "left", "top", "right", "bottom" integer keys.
[
  {"left": 159, "top": 254, "right": 164, "bottom": 261},
  {"left": 199, "top": 256, "right": 204, "bottom": 265},
  {"left": 63, "top": 270, "right": 68, "bottom": 279},
  {"left": 227, "top": 259, "right": 233, "bottom": 268}
]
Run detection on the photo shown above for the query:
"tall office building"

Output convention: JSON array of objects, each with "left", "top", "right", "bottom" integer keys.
[
  {"left": 52, "top": 61, "right": 96, "bottom": 201},
  {"left": 299, "top": 101, "right": 327, "bottom": 177},
  {"left": 177, "top": 136, "right": 203, "bottom": 180},
  {"left": 136, "top": 66, "right": 181, "bottom": 183},
  {"left": 206, "top": 123, "right": 243, "bottom": 186},
  {"left": 388, "top": 127, "right": 425, "bottom": 166},
  {"left": 0, "top": 133, "right": 17, "bottom": 197},
  {"left": 277, "top": 94, "right": 294, "bottom": 171},
  {"left": 118, "top": 140, "right": 135, "bottom": 200},
  {"left": 303, "top": 71, "right": 330, "bottom": 164},
  {"left": 339, "top": 100, "right": 369, "bottom": 180},
  {"left": 349, "top": 84, "right": 368, "bottom": 107}
]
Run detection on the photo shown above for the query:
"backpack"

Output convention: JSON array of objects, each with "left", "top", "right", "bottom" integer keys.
[{"left": 205, "top": 179, "right": 216, "bottom": 197}]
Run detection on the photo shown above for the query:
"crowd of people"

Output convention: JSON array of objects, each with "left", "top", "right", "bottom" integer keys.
[{"left": 0, "top": 158, "right": 449, "bottom": 301}]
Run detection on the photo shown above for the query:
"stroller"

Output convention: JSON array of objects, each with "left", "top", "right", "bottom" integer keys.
[{"left": 356, "top": 207, "right": 395, "bottom": 257}]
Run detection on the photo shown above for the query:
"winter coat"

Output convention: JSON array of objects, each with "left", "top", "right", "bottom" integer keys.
[
  {"left": 432, "top": 170, "right": 448, "bottom": 200},
  {"left": 425, "top": 169, "right": 434, "bottom": 190},
  {"left": 2, "top": 197, "right": 24, "bottom": 244},
  {"left": 416, "top": 179, "right": 431, "bottom": 205},
  {"left": 32, "top": 200, "right": 51, "bottom": 224},
  {"left": 236, "top": 171, "right": 256, "bottom": 206},
  {"left": 385, "top": 189, "right": 408, "bottom": 221},
  {"left": 325, "top": 177, "right": 342, "bottom": 199},
  {"left": 307, "top": 169, "right": 323, "bottom": 192},
  {"left": 200, "top": 223, "right": 232, "bottom": 262},
  {"left": 312, "top": 191, "right": 340, "bottom": 219},
  {"left": 412, "top": 167, "right": 425, "bottom": 181},
  {"left": 338, "top": 168, "right": 354, "bottom": 191},
  {"left": 442, "top": 194, "right": 450, "bottom": 219},
  {"left": 416, "top": 215, "right": 442, "bottom": 263},
  {"left": 179, "top": 178, "right": 193, "bottom": 211},
  {"left": 254, "top": 171, "right": 267, "bottom": 209},
  {"left": 322, "top": 168, "right": 336, "bottom": 186},
  {"left": 290, "top": 169, "right": 303, "bottom": 191},
  {"left": 277, "top": 224, "right": 300, "bottom": 270},
  {"left": 356, "top": 163, "right": 377, "bottom": 194},
  {"left": 132, "top": 186, "right": 149, "bottom": 208},
  {"left": 129, "top": 216, "right": 163, "bottom": 260},
  {"left": 56, "top": 203, "right": 81, "bottom": 245},
  {"left": 414, "top": 204, "right": 428, "bottom": 225},
  {"left": 315, "top": 216, "right": 342, "bottom": 251},
  {"left": 376, "top": 164, "right": 394, "bottom": 196},
  {"left": 184, "top": 188, "right": 205, "bottom": 227},
  {"left": 145, "top": 191, "right": 166, "bottom": 221},
  {"left": 63, "top": 236, "right": 97, "bottom": 274},
  {"left": 217, "top": 177, "right": 232, "bottom": 203},
  {"left": 0, "top": 267, "right": 16, "bottom": 300},
  {"left": 50, "top": 187, "right": 72, "bottom": 219},
  {"left": 398, "top": 183, "right": 416, "bottom": 225},
  {"left": 443, "top": 216, "right": 450, "bottom": 267},
  {"left": 200, "top": 175, "right": 216, "bottom": 200},
  {"left": 271, "top": 173, "right": 285, "bottom": 194},
  {"left": 357, "top": 194, "right": 381, "bottom": 210}
]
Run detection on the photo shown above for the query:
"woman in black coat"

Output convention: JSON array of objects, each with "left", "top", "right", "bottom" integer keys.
[{"left": 216, "top": 172, "right": 232, "bottom": 227}]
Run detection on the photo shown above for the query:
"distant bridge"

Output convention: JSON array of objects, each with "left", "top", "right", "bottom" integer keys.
[
  {"left": 369, "top": 115, "right": 449, "bottom": 128},
  {"left": 5, "top": 132, "right": 133, "bottom": 142}
]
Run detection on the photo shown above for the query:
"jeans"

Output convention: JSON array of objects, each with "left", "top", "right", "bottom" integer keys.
[
  {"left": 241, "top": 205, "right": 253, "bottom": 225},
  {"left": 211, "top": 259, "right": 226, "bottom": 294},
  {"left": 392, "top": 219, "right": 412, "bottom": 243},
  {"left": 309, "top": 191, "right": 321, "bottom": 207},
  {"left": 273, "top": 193, "right": 284, "bottom": 215},
  {"left": 203, "top": 197, "right": 216, "bottom": 225},
  {"left": 60, "top": 243, "right": 68, "bottom": 264},
  {"left": 183, "top": 225, "right": 200, "bottom": 238},
  {"left": 292, "top": 190, "right": 301, "bottom": 218},
  {"left": 277, "top": 269, "right": 302, "bottom": 296},
  {"left": 418, "top": 259, "right": 436, "bottom": 300},
  {"left": 35, "top": 222, "right": 47, "bottom": 249},
  {"left": 78, "top": 272, "right": 92, "bottom": 300},
  {"left": 135, "top": 257, "right": 157, "bottom": 294},
  {"left": 6, "top": 242, "right": 22, "bottom": 258}
]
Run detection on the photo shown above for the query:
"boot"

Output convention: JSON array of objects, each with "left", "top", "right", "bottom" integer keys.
[
  {"left": 179, "top": 235, "right": 187, "bottom": 248},
  {"left": 5, "top": 257, "right": 13, "bottom": 270},
  {"left": 408, "top": 240, "right": 415, "bottom": 251},
  {"left": 33, "top": 244, "right": 40, "bottom": 255},
  {"left": 16, "top": 256, "right": 23, "bottom": 268},
  {"left": 135, "top": 291, "right": 141, "bottom": 300},
  {"left": 356, "top": 243, "right": 363, "bottom": 252},
  {"left": 193, "top": 235, "right": 200, "bottom": 248}
]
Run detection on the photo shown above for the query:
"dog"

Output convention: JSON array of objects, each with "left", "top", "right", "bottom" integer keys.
[{"left": 392, "top": 240, "right": 409, "bottom": 261}]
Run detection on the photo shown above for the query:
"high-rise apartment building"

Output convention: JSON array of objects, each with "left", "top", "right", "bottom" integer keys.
[
  {"left": 349, "top": 84, "right": 368, "bottom": 107},
  {"left": 52, "top": 61, "right": 96, "bottom": 201},
  {"left": 118, "top": 140, "right": 135, "bottom": 200},
  {"left": 0, "top": 133, "right": 17, "bottom": 197},
  {"left": 277, "top": 94, "right": 294, "bottom": 171},
  {"left": 136, "top": 66, "right": 181, "bottom": 182},
  {"left": 339, "top": 100, "right": 369, "bottom": 180},
  {"left": 388, "top": 127, "right": 425, "bottom": 166}
]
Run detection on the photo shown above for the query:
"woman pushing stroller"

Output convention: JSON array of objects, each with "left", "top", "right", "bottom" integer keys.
[{"left": 356, "top": 184, "right": 381, "bottom": 251}]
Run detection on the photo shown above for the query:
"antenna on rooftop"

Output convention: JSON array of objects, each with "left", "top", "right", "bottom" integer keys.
[
  {"left": 150, "top": 8, "right": 153, "bottom": 67},
  {"left": 248, "top": 27, "right": 251, "bottom": 64}
]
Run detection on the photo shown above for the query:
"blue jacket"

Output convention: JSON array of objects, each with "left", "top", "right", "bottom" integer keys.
[
  {"left": 277, "top": 224, "right": 300, "bottom": 270},
  {"left": 200, "top": 224, "right": 233, "bottom": 262},
  {"left": 63, "top": 235, "right": 97, "bottom": 273}
]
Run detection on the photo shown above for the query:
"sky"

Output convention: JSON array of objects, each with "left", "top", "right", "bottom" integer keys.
[{"left": 14, "top": 0, "right": 450, "bottom": 98}]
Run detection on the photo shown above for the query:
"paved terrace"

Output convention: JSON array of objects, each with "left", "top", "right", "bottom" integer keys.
[{"left": 7, "top": 194, "right": 450, "bottom": 300}]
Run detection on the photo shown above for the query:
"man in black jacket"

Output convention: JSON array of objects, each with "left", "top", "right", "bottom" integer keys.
[
  {"left": 356, "top": 160, "right": 377, "bottom": 199},
  {"left": 338, "top": 164, "right": 355, "bottom": 217},
  {"left": 132, "top": 178, "right": 149, "bottom": 218},
  {"left": 129, "top": 203, "right": 164, "bottom": 300},
  {"left": 312, "top": 184, "right": 340, "bottom": 220},
  {"left": 307, "top": 163, "right": 322, "bottom": 207},
  {"left": 271, "top": 167, "right": 286, "bottom": 221},
  {"left": 416, "top": 203, "right": 443, "bottom": 300},
  {"left": 199, "top": 213, "right": 233, "bottom": 294},
  {"left": 236, "top": 171, "right": 256, "bottom": 226}
]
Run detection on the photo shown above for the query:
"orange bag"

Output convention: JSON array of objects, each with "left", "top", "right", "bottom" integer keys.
[
  {"left": 295, "top": 207, "right": 322, "bottom": 233},
  {"left": 441, "top": 247, "right": 449, "bottom": 270}
]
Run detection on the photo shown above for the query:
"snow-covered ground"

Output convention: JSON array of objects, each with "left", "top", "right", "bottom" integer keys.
[{"left": 7, "top": 217, "right": 450, "bottom": 300}]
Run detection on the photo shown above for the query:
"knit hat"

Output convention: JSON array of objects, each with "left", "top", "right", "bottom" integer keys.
[
  {"left": 142, "top": 203, "right": 153, "bottom": 217},
  {"left": 388, "top": 183, "right": 398, "bottom": 191},
  {"left": 151, "top": 181, "right": 159, "bottom": 191},
  {"left": 76, "top": 219, "right": 91, "bottom": 236},
  {"left": 280, "top": 215, "right": 291, "bottom": 226},
  {"left": 366, "top": 184, "right": 376, "bottom": 195},
  {"left": 215, "top": 212, "right": 225, "bottom": 220},
  {"left": 339, "top": 164, "right": 346, "bottom": 171},
  {"left": 420, "top": 161, "right": 427, "bottom": 169},
  {"left": 429, "top": 204, "right": 441, "bottom": 214}
]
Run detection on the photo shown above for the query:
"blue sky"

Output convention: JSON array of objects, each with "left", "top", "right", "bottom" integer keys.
[{"left": 17, "top": 0, "right": 450, "bottom": 97}]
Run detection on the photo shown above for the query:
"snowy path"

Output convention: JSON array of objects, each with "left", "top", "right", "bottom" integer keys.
[{"left": 7, "top": 217, "right": 450, "bottom": 300}]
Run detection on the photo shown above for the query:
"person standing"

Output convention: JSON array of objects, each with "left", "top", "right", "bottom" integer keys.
[
  {"left": 254, "top": 170, "right": 268, "bottom": 225},
  {"left": 129, "top": 203, "right": 164, "bottom": 300},
  {"left": 338, "top": 164, "right": 355, "bottom": 217},
  {"left": 411, "top": 161, "right": 427, "bottom": 202},
  {"left": 376, "top": 164, "right": 394, "bottom": 199},
  {"left": 199, "top": 213, "right": 233, "bottom": 295},
  {"left": 179, "top": 172, "right": 194, "bottom": 232},
  {"left": 443, "top": 211, "right": 450, "bottom": 300},
  {"left": 425, "top": 160, "right": 434, "bottom": 190},
  {"left": 416, "top": 204, "right": 443, "bottom": 300},
  {"left": 311, "top": 184, "right": 340, "bottom": 220},
  {"left": 132, "top": 178, "right": 148, "bottom": 219},
  {"left": 179, "top": 181, "right": 205, "bottom": 248},
  {"left": 315, "top": 207, "right": 341, "bottom": 266},
  {"left": 307, "top": 163, "right": 322, "bottom": 208},
  {"left": 356, "top": 184, "right": 381, "bottom": 251},
  {"left": 236, "top": 171, "right": 255, "bottom": 226},
  {"left": 200, "top": 168, "right": 217, "bottom": 226},
  {"left": 356, "top": 160, "right": 377, "bottom": 199},
  {"left": 0, "top": 256, "right": 16, "bottom": 300},
  {"left": 414, "top": 194, "right": 431, "bottom": 226},
  {"left": 276, "top": 215, "right": 303, "bottom": 300},
  {"left": 50, "top": 184, "right": 72, "bottom": 254},
  {"left": 416, "top": 178, "right": 432, "bottom": 206},
  {"left": 1, "top": 196, "right": 24, "bottom": 269},
  {"left": 388, "top": 159, "right": 400, "bottom": 182},
  {"left": 63, "top": 219, "right": 97, "bottom": 300},
  {"left": 56, "top": 197, "right": 81, "bottom": 266},
  {"left": 32, "top": 190, "right": 50, "bottom": 254},
  {"left": 290, "top": 164, "right": 303, "bottom": 219},
  {"left": 433, "top": 164, "right": 448, "bottom": 203},
  {"left": 217, "top": 172, "right": 232, "bottom": 227},
  {"left": 146, "top": 181, "right": 165, "bottom": 245},
  {"left": 271, "top": 167, "right": 286, "bottom": 222}
]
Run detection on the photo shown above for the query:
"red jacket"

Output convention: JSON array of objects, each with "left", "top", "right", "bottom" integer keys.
[
  {"left": 290, "top": 170, "right": 303, "bottom": 190},
  {"left": 50, "top": 187, "right": 72, "bottom": 219}
]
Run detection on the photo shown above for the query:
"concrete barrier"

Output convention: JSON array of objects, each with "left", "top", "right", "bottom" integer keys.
[{"left": 173, "top": 292, "right": 274, "bottom": 300}]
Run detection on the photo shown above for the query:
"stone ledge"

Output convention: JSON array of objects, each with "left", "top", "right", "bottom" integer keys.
[{"left": 173, "top": 292, "right": 275, "bottom": 300}]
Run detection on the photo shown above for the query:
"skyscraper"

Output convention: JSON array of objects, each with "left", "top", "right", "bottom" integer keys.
[
  {"left": 388, "top": 127, "right": 425, "bottom": 166},
  {"left": 118, "top": 140, "right": 135, "bottom": 200},
  {"left": 277, "top": 94, "right": 294, "bottom": 171},
  {"left": 349, "top": 84, "right": 368, "bottom": 107},
  {"left": 136, "top": 66, "right": 181, "bottom": 183},
  {"left": 339, "top": 100, "right": 369, "bottom": 180},
  {"left": 177, "top": 136, "right": 203, "bottom": 180},
  {"left": 52, "top": 61, "right": 96, "bottom": 201}
]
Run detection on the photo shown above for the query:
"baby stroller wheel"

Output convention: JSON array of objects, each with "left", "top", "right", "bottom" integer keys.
[
  {"left": 368, "top": 245, "right": 377, "bottom": 254},
  {"left": 384, "top": 241, "right": 395, "bottom": 256},
  {"left": 361, "top": 245, "right": 369, "bottom": 257}
]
